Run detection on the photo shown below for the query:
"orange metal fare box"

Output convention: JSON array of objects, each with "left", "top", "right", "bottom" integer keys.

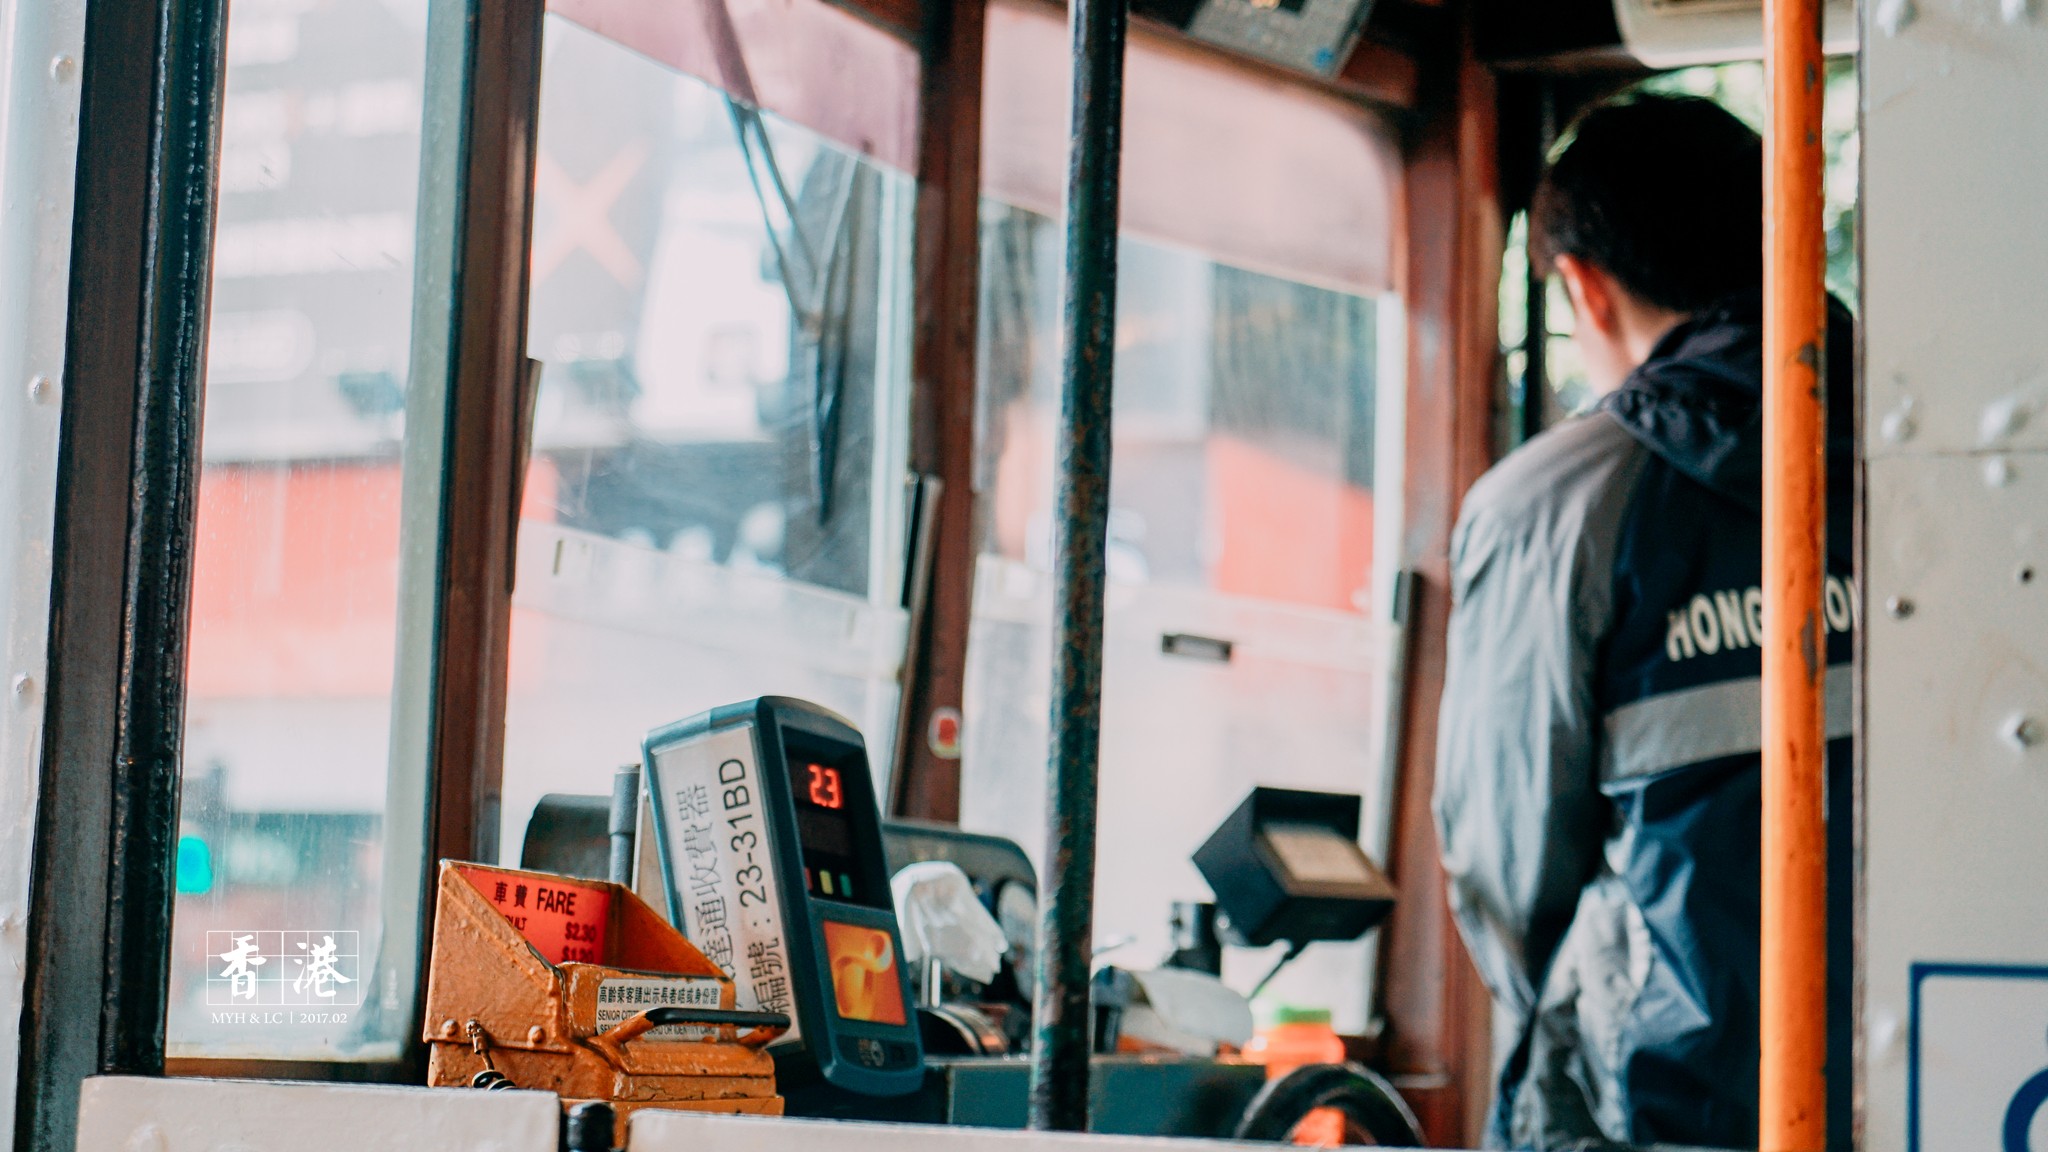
[{"left": 423, "top": 860, "right": 784, "bottom": 1121}]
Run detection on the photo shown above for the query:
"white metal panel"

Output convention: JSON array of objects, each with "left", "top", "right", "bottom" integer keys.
[
  {"left": 1861, "top": 1, "right": 2048, "bottom": 1145},
  {"left": 1862, "top": 1, "right": 2048, "bottom": 461},
  {"left": 631, "top": 1109, "right": 1412, "bottom": 1152},
  {"left": 1860, "top": 459, "right": 2048, "bottom": 1136},
  {"left": 74, "top": 1077, "right": 561, "bottom": 1152},
  {"left": 0, "top": 0, "right": 86, "bottom": 1147}
]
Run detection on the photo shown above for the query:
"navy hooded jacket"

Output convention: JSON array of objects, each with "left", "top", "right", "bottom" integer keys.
[{"left": 1434, "top": 290, "right": 1854, "bottom": 1150}]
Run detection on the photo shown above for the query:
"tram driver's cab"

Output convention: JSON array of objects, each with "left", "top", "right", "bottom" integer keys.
[{"left": 4, "top": 0, "right": 2045, "bottom": 1148}]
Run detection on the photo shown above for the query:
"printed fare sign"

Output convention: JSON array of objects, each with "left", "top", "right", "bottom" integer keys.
[
  {"left": 458, "top": 865, "right": 611, "bottom": 965},
  {"left": 595, "top": 976, "right": 725, "bottom": 1041}
]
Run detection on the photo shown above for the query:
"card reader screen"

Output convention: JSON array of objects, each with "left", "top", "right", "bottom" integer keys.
[
  {"left": 800, "top": 762, "right": 845, "bottom": 809},
  {"left": 821, "top": 919, "right": 908, "bottom": 1025},
  {"left": 786, "top": 746, "right": 876, "bottom": 907}
]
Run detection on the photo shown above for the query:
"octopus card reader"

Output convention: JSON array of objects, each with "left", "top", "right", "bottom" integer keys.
[{"left": 642, "top": 697, "right": 924, "bottom": 1097}]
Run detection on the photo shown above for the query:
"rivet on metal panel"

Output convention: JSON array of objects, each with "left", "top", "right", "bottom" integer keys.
[
  {"left": 1868, "top": 1009, "right": 1901, "bottom": 1059},
  {"left": 1880, "top": 401, "right": 1917, "bottom": 444},
  {"left": 440, "top": 1018, "right": 459, "bottom": 1038},
  {"left": 2001, "top": 714, "right": 2043, "bottom": 751},
  {"left": 47, "top": 55, "right": 75, "bottom": 83},
  {"left": 26, "top": 374, "right": 51, "bottom": 404},
  {"left": 527, "top": 1024, "right": 546, "bottom": 1044},
  {"left": 1885, "top": 596, "right": 1915, "bottom": 620},
  {"left": 1985, "top": 457, "right": 2016, "bottom": 488},
  {"left": 1980, "top": 395, "right": 2031, "bottom": 444},
  {"left": 1876, "top": 0, "right": 1917, "bottom": 35}
]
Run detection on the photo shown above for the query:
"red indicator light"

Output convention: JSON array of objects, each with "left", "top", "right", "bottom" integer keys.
[{"left": 807, "top": 764, "right": 844, "bottom": 809}]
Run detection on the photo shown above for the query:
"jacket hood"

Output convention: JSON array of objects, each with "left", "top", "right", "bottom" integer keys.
[{"left": 1600, "top": 288, "right": 1856, "bottom": 558}]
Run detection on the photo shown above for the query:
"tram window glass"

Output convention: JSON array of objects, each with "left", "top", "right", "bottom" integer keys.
[
  {"left": 1638, "top": 59, "right": 1859, "bottom": 303},
  {"left": 1499, "top": 211, "right": 1595, "bottom": 443},
  {"left": 963, "top": 0, "right": 1402, "bottom": 1032},
  {"left": 976, "top": 211, "right": 1382, "bottom": 608},
  {"left": 962, "top": 207, "right": 1402, "bottom": 1032},
  {"left": 496, "top": 14, "right": 917, "bottom": 859},
  {"left": 168, "top": 0, "right": 432, "bottom": 1061},
  {"left": 1506, "top": 59, "right": 1860, "bottom": 446}
]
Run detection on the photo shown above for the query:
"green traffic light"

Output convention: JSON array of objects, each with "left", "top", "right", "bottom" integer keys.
[{"left": 175, "top": 834, "right": 213, "bottom": 895}]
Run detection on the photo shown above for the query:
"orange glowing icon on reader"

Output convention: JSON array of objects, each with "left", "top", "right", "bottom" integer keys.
[{"left": 821, "top": 920, "right": 906, "bottom": 1025}]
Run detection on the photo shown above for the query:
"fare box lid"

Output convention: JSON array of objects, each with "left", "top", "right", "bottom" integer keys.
[{"left": 424, "top": 861, "right": 733, "bottom": 1051}]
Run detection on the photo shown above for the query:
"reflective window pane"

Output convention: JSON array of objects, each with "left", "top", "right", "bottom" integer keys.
[
  {"left": 963, "top": 202, "right": 1403, "bottom": 1032},
  {"left": 168, "top": 0, "right": 432, "bottom": 1061},
  {"left": 498, "top": 16, "right": 917, "bottom": 861},
  {"left": 977, "top": 206, "right": 1381, "bottom": 608}
]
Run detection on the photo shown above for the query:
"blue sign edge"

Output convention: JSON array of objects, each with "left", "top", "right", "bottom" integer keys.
[{"left": 1907, "top": 960, "right": 2048, "bottom": 1152}]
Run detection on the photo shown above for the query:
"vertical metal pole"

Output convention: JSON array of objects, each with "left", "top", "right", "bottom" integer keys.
[
  {"left": 1518, "top": 78, "right": 1555, "bottom": 447},
  {"left": 608, "top": 765, "right": 641, "bottom": 886},
  {"left": 1761, "top": 0, "right": 1829, "bottom": 1145},
  {"left": 1027, "top": 0, "right": 1126, "bottom": 1132},
  {"left": 1519, "top": 245, "right": 1548, "bottom": 445}
]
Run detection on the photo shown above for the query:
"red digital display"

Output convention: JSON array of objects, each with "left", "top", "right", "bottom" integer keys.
[
  {"left": 786, "top": 747, "right": 876, "bottom": 907},
  {"left": 806, "top": 763, "right": 844, "bottom": 809}
]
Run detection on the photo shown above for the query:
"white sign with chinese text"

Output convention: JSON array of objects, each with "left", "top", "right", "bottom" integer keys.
[
  {"left": 650, "top": 722, "right": 800, "bottom": 1044},
  {"left": 594, "top": 975, "right": 724, "bottom": 1041}
]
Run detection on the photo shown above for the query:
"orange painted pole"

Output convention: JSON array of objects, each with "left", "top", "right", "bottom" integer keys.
[{"left": 1760, "top": 0, "right": 1829, "bottom": 1146}]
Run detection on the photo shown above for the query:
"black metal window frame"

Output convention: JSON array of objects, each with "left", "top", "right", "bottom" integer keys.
[
  {"left": 15, "top": 0, "right": 544, "bottom": 1147},
  {"left": 16, "top": 0, "right": 231, "bottom": 1145}
]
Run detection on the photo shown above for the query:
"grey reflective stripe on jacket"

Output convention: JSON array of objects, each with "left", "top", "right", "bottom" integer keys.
[
  {"left": 1602, "top": 674, "right": 1853, "bottom": 783},
  {"left": 1433, "top": 413, "right": 1647, "bottom": 1036}
]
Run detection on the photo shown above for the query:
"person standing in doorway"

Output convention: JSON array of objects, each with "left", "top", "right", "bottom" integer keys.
[{"left": 1434, "top": 93, "right": 1854, "bottom": 1150}]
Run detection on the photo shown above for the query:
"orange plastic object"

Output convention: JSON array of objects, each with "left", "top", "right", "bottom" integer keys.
[
  {"left": 821, "top": 919, "right": 909, "bottom": 1025},
  {"left": 1246, "top": 1010, "right": 1348, "bottom": 1146},
  {"left": 423, "top": 861, "right": 784, "bottom": 1122},
  {"left": 1760, "top": 0, "right": 1830, "bottom": 1145}
]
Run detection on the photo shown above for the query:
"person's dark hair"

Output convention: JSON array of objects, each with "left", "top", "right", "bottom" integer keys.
[{"left": 1531, "top": 92, "right": 1764, "bottom": 315}]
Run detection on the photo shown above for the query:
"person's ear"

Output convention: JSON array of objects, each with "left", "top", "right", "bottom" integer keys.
[{"left": 1555, "top": 254, "right": 1621, "bottom": 338}]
